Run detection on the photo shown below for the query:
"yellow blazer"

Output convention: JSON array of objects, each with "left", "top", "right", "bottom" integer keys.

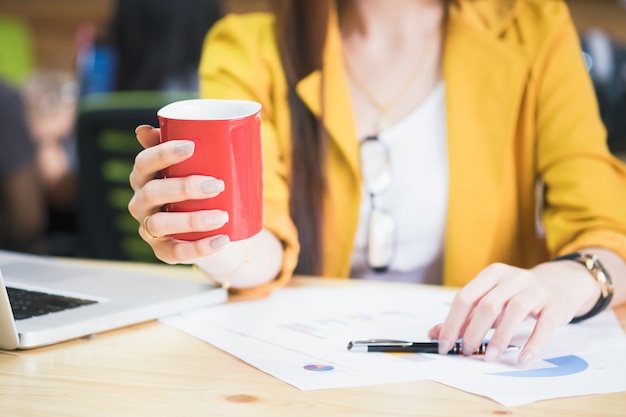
[{"left": 199, "top": 0, "right": 626, "bottom": 296}]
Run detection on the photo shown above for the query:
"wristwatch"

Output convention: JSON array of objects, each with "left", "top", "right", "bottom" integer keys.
[{"left": 553, "top": 252, "right": 615, "bottom": 323}]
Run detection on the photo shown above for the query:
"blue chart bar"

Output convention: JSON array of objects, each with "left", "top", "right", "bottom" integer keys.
[{"left": 489, "top": 355, "right": 589, "bottom": 378}]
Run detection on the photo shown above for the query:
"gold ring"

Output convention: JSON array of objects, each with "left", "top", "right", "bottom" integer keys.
[{"left": 142, "top": 215, "right": 161, "bottom": 240}]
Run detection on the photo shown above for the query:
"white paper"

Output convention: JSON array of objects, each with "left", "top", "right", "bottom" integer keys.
[{"left": 162, "top": 285, "right": 626, "bottom": 406}]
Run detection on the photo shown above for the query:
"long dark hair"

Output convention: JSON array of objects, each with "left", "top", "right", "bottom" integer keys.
[{"left": 272, "top": 0, "right": 330, "bottom": 275}]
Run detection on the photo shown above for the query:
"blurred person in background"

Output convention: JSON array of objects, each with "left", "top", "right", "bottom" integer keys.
[
  {"left": 103, "top": 0, "right": 224, "bottom": 92},
  {"left": 22, "top": 70, "right": 80, "bottom": 256},
  {"left": 0, "top": 78, "right": 47, "bottom": 254},
  {"left": 23, "top": 70, "right": 79, "bottom": 212}
]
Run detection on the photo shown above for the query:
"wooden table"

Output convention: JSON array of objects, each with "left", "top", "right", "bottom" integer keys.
[{"left": 1, "top": 261, "right": 625, "bottom": 417}]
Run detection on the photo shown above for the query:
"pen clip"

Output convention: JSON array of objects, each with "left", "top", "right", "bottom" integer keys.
[{"left": 347, "top": 339, "right": 413, "bottom": 349}]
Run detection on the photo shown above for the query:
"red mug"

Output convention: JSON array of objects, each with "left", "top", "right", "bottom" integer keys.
[{"left": 157, "top": 99, "right": 263, "bottom": 241}]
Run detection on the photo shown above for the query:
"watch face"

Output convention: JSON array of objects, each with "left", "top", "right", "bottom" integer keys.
[{"left": 579, "top": 254, "right": 614, "bottom": 297}]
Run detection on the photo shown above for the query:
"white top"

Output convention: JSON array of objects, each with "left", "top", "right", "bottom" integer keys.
[{"left": 350, "top": 82, "right": 448, "bottom": 284}]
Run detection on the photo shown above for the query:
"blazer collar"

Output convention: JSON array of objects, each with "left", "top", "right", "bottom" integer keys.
[
  {"left": 295, "top": 1, "right": 360, "bottom": 180},
  {"left": 294, "top": 0, "right": 530, "bottom": 172}
]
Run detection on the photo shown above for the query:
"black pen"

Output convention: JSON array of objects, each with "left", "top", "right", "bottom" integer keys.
[{"left": 347, "top": 339, "right": 488, "bottom": 354}]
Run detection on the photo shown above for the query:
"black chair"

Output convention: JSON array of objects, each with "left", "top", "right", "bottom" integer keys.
[{"left": 76, "top": 90, "right": 198, "bottom": 262}]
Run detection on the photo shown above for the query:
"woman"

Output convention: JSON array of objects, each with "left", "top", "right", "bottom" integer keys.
[{"left": 129, "top": 0, "right": 626, "bottom": 367}]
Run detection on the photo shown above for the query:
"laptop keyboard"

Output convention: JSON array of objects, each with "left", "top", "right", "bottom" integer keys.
[{"left": 7, "top": 287, "right": 98, "bottom": 320}]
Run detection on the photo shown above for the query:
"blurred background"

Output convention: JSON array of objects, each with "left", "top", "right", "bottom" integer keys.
[{"left": 0, "top": 0, "right": 624, "bottom": 261}]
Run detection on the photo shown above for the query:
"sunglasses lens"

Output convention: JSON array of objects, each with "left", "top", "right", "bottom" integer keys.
[
  {"left": 367, "top": 208, "right": 394, "bottom": 271},
  {"left": 360, "top": 139, "right": 392, "bottom": 195}
]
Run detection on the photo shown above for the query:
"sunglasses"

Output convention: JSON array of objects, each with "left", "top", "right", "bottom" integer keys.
[{"left": 359, "top": 135, "right": 395, "bottom": 273}]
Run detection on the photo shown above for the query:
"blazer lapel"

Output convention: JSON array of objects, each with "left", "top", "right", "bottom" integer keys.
[
  {"left": 295, "top": 3, "right": 361, "bottom": 184},
  {"left": 443, "top": 0, "right": 531, "bottom": 285}
]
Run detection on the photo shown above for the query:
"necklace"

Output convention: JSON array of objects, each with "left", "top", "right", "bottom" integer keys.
[{"left": 343, "top": 43, "right": 433, "bottom": 132}]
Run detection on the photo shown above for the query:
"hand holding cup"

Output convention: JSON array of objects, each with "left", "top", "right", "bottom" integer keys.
[{"left": 129, "top": 99, "right": 263, "bottom": 264}]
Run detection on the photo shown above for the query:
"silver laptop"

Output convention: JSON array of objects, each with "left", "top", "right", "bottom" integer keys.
[{"left": 0, "top": 250, "right": 227, "bottom": 350}]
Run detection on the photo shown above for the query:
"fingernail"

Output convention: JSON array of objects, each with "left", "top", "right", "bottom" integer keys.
[
  {"left": 209, "top": 235, "right": 230, "bottom": 249},
  {"left": 518, "top": 350, "right": 534, "bottom": 368},
  {"left": 438, "top": 340, "right": 452, "bottom": 355},
  {"left": 174, "top": 141, "right": 195, "bottom": 155},
  {"left": 201, "top": 179, "right": 225, "bottom": 194},
  {"left": 484, "top": 345, "right": 500, "bottom": 362},
  {"left": 429, "top": 324, "right": 442, "bottom": 337},
  {"left": 204, "top": 211, "right": 229, "bottom": 226},
  {"left": 462, "top": 344, "right": 476, "bottom": 356},
  {"left": 135, "top": 124, "right": 152, "bottom": 134}
]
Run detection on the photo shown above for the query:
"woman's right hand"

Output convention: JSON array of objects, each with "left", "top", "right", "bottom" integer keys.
[{"left": 128, "top": 125, "right": 231, "bottom": 264}]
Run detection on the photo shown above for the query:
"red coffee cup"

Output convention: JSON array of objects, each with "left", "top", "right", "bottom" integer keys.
[{"left": 157, "top": 99, "right": 263, "bottom": 241}]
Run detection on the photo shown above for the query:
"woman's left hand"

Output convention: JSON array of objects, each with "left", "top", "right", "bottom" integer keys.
[{"left": 428, "top": 261, "right": 600, "bottom": 367}]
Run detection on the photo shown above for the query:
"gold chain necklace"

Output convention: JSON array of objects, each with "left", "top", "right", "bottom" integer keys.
[{"left": 343, "top": 44, "right": 433, "bottom": 132}]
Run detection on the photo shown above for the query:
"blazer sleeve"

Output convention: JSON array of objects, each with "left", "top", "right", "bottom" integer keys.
[
  {"left": 198, "top": 13, "right": 300, "bottom": 297},
  {"left": 533, "top": 4, "right": 626, "bottom": 262}
]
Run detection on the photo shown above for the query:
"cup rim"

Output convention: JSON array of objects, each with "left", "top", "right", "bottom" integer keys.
[{"left": 157, "top": 99, "right": 261, "bottom": 121}]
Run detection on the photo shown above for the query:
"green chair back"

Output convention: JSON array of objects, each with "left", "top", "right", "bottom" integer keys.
[{"left": 76, "top": 91, "right": 198, "bottom": 262}]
